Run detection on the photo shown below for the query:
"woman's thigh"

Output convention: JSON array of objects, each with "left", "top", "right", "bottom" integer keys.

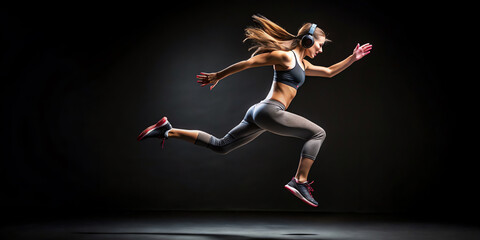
[{"left": 253, "top": 104, "right": 323, "bottom": 140}]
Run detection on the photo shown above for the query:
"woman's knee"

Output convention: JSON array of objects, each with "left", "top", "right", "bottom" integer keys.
[
  {"left": 208, "top": 135, "right": 234, "bottom": 155},
  {"left": 209, "top": 145, "right": 231, "bottom": 155},
  {"left": 312, "top": 126, "right": 326, "bottom": 141}
]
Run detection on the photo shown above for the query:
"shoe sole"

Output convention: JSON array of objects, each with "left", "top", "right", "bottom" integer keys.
[
  {"left": 284, "top": 185, "right": 318, "bottom": 207},
  {"left": 137, "top": 117, "right": 168, "bottom": 141}
]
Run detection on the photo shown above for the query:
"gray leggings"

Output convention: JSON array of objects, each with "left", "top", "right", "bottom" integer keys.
[{"left": 194, "top": 99, "right": 326, "bottom": 160}]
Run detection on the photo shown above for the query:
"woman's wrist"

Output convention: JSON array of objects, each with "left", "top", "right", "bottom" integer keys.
[
  {"left": 349, "top": 53, "right": 357, "bottom": 62},
  {"left": 215, "top": 71, "right": 224, "bottom": 81}
]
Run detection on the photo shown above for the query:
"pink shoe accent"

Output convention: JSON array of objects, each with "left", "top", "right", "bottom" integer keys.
[
  {"left": 137, "top": 117, "right": 168, "bottom": 141},
  {"left": 284, "top": 185, "right": 318, "bottom": 207}
]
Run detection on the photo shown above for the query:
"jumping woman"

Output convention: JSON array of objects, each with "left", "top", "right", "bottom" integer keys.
[{"left": 137, "top": 15, "right": 372, "bottom": 207}]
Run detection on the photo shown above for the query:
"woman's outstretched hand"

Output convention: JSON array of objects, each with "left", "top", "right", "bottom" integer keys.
[
  {"left": 352, "top": 43, "right": 372, "bottom": 61},
  {"left": 196, "top": 72, "right": 220, "bottom": 90}
]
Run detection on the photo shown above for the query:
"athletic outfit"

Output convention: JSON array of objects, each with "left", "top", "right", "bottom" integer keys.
[
  {"left": 273, "top": 50, "right": 306, "bottom": 89},
  {"left": 138, "top": 50, "right": 324, "bottom": 207},
  {"left": 194, "top": 51, "right": 325, "bottom": 161}
]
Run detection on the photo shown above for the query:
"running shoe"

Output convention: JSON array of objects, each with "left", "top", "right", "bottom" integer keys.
[
  {"left": 284, "top": 177, "right": 318, "bottom": 207},
  {"left": 137, "top": 117, "right": 172, "bottom": 148}
]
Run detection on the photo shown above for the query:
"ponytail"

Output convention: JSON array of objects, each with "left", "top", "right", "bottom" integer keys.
[
  {"left": 243, "top": 14, "right": 299, "bottom": 56},
  {"left": 243, "top": 14, "right": 330, "bottom": 57}
]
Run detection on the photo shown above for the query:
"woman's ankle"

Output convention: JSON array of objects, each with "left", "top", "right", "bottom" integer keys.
[{"left": 295, "top": 176, "right": 308, "bottom": 183}]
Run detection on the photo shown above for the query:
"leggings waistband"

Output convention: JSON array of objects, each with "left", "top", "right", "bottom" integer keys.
[{"left": 259, "top": 99, "right": 286, "bottom": 111}]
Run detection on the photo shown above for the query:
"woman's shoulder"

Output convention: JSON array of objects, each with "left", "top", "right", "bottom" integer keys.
[
  {"left": 268, "top": 50, "right": 295, "bottom": 69},
  {"left": 270, "top": 50, "right": 294, "bottom": 63}
]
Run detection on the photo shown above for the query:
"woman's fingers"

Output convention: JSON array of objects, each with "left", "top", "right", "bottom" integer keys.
[
  {"left": 361, "top": 44, "right": 372, "bottom": 51},
  {"left": 196, "top": 72, "right": 219, "bottom": 90},
  {"left": 362, "top": 45, "right": 373, "bottom": 50},
  {"left": 196, "top": 73, "right": 209, "bottom": 86},
  {"left": 361, "top": 48, "right": 372, "bottom": 54},
  {"left": 210, "top": 81, "right": 218, "bottom": 90},
  {"left": 197, "top": 72, "right": 212, "bottom": 87},
  {"left": 358, "top": 44, "right": 372, "bottom": 56}
]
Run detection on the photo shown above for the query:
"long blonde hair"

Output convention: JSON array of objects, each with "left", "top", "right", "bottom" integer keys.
[{"left": 243, "top": 14, "right": 330, "bottom": 56}]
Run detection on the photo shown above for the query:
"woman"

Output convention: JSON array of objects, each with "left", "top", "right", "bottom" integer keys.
[{"left": 138, "top": 15, "right": 372, "bottom": 207}]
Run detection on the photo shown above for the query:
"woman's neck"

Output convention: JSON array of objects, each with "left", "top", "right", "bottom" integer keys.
[{"left": 293, "top": 46, "right": 306, "bottom": 60}]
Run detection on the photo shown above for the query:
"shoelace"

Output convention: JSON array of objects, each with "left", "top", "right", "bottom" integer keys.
[
  {"left": 293, "top": 177, "right": 315, "bottom": 196},
  {"left": 161, "top": 138, "right": 166, "bottom": 149},
  {"left": 304, "top": 181, "right": 315, "bottom": 195}
]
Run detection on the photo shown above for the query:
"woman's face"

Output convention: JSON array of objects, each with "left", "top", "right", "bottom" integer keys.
[{"left": 305, "top": 36, "right": 326, "bottom": 59}]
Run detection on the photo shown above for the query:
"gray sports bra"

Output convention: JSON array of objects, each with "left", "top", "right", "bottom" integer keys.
[{"left": 273, "top": 50, "right": 306, "bottom": 90}]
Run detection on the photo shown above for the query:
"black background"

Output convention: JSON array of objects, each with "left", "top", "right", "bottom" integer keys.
[{"left": 1, "top": 2, "right": 473, "bottom": 217}]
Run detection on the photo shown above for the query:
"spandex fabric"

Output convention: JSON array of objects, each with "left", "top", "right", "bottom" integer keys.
[{"left": 194, "top": 99, "right": 326, "bottom": 160}]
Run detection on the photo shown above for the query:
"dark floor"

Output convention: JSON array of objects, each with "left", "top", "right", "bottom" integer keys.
[{"left": 1, "top": 211, "right": 479, "bottom": 240}]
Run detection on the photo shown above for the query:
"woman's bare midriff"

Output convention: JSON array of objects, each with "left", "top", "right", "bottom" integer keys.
[{"left": 265, "top": 81, "right": 297, "bottom": 110}]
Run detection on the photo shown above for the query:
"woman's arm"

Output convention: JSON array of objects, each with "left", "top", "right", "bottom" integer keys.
[
  {"left": 197, "top": 51, "right": 288, "bottom": 90},
  {"left": 305, "top": 43, "right": 372, "bottom": 78}
]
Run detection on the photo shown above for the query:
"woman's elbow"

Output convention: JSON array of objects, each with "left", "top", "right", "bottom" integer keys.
[
  {"left": 244, "top": 59, "right": 258, "bottom": 69},
  {"left": 325, "top": 69, "right": 334, "bottom": 78}
]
